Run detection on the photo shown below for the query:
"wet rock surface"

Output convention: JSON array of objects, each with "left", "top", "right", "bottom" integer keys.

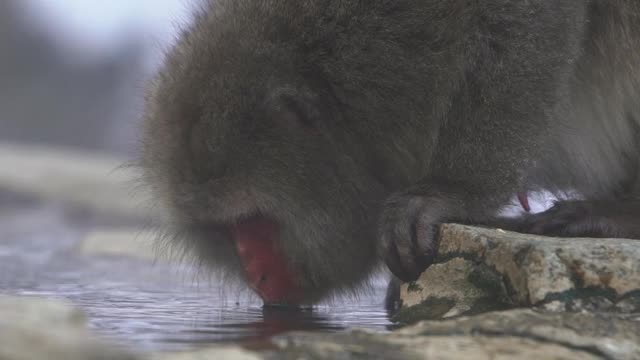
[
  {"left": 395, "top": 257, "right": 512, "bottom": 321},
  {"left": 394, "top": 309, "right": 640, "bottom": 360},
  {"left": 393, "top": 224, "right": 640, "bottom": 359},
  {"left": 398, "top": 224, "right": 640, "bottom": 316},
  {"left": 0, "top": 295, "right": 140, "bottom": 360}
]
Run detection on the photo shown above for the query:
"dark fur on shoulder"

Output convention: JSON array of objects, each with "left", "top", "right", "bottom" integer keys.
[{"left": 141, "top": 0, "right": 640, "bottom": 301}]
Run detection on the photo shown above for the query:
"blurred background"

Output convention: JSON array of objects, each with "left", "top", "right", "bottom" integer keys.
[{"left": 0, "top": 0, "right": 198, "bottom": 156}]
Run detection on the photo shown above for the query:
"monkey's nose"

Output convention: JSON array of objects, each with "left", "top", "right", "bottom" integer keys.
[{"left": 231, "top": 218, "right": 303, "bottom": 305}]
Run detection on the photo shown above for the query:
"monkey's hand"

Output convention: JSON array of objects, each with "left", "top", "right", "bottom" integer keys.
[
  {"left": 378, "top": 185, "right": 471, "bottom": 282},
  {"left": 510, "top": 199, "right": 640, "bottom": 240}
]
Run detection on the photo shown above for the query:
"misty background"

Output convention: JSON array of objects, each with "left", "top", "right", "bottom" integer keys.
[{"left": 0, "top": 0, "right": 200, "bottom": 156}]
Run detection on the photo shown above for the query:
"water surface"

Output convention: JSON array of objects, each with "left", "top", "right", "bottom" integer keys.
[{"left": 0, "top": 194, "right": 392, "bottom": 352}]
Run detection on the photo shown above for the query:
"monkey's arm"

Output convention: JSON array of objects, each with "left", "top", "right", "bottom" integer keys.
[
  {"left": 378, "top": 4, "right": 589, "bottom": 282},
  {"left": 378, "top": 68, "right": 565, "bottom": 281},
  {"left": 496, "top": 198, "right": 640, "bottom": 240}
]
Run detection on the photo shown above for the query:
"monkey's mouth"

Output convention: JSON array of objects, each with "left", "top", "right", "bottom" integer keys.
[{"left": 230, "top": 216, "right": 304, "bottom": 306}]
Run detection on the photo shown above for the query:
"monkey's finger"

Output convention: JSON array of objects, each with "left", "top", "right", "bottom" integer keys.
[
  {"left": 561, "top": 220, "right": 599, "bottom": 237},
  {"left": 527, "top": 220, "right": 569, "bottom": 235},
  {"left": 483, "top": 216, "right": 527, "bottom": 232},
  {"left": 384, "top": 212, "right": 422, "bottom": 281},
  {"left": 413, "top": 211, "right": 441, "bottom": 271},
  {"left": 383, "top": 239, "right": 418, "bottom": 282},
  {"left": 520, "top": 203, "right": 583, "bottom": 235},
  {"left": 379, "top": 194, "right": 427, "bottom": 281}
]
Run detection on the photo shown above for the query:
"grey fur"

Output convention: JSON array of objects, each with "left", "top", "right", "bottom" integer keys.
[{"left": 141, "top": 0, "right": 640, "bottom": 300}]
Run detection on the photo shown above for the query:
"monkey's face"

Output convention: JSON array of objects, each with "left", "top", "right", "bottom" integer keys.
[{"left": 141, "top": 50, "right": 387, "bottom": 305}]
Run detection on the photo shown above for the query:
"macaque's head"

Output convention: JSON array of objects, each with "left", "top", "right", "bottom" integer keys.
[{"left": 141, "top": 5, "right": 387, "bottom": 306}]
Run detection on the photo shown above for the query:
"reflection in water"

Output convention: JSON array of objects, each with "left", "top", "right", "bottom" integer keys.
[
  {"left": 250, "top": 307, "right": 344, "bottom": 338},
  {"left": 0, "top": 197, "right": 392, "bottom": 352},
  {"left": 174, "top": 307, "right": 346, "bottom": 347}
]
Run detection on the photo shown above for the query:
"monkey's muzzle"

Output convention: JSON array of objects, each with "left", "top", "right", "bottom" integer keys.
[{"left": 231, "top": 216, "right": 303, "bottom": 306}]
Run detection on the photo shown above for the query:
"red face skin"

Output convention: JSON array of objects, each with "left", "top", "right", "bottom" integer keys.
[{"left": 231, "top": 217, "right": 303, "bottom": 306}]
